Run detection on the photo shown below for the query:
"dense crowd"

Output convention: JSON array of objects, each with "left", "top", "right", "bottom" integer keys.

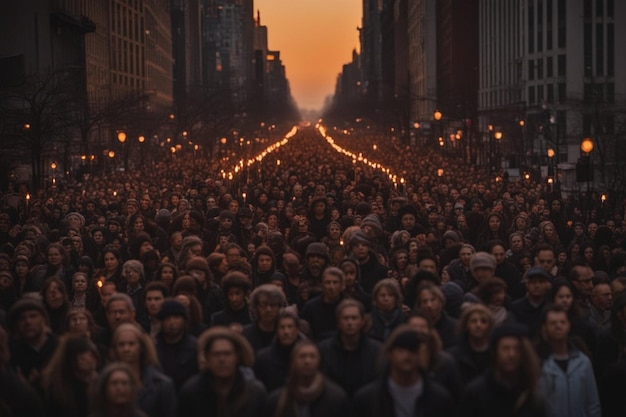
[{"left": 0, "top": 125, "right": 624, "bottom": 417}]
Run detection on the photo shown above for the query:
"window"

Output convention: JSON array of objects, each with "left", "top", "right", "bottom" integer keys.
[
  {"left": 538, "top": 85, "right": 544, "bottom": 101},
  {"left": 584, "top": 23, "right": 592, "bottom": 76},
  {"left": 558, "top": 0, "right": 566, "bottom": 47},
  {"left": 557, "top": 55, "right": 566, "bottom": 76},
  {"left": 547, "top": 84, "right": 555, "bottom": 102},
  {"left": 597, "top": 0, "right": 603, "bottom": 17},
  {"left": 529, "top": 2, "right": 534, "bottom": 53},
  {"left": 537, "top": 59, "right": 544, "bottom": 79},
  {"left": 529, "top": 86, "right": 536, "bottom": 104},
  {"left": 558, "top": 83, "right": 566, "bottom": 101},
  {"left": 547, "top": 56, "right": 554, "bottom": 77},
  {"left": 608, "top": 24, "right": 614, "bottom": 76},
  {"left": 596, "top": 23, "right": 604, "bottom": 75},
  {"left": 529, "top": 59, "right": 535, "bottom": 80}
]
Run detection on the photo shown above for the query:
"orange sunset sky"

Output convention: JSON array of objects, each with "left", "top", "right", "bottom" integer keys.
[{"left": 255, "top": 0, "right": 362, "bottom": 112}]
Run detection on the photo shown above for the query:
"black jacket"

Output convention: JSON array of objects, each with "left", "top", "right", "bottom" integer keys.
[
  {"left": 138, "top": 365, "right": 177, "bottom": 417},
  {"left": 460, "top": 370, "right": 547, "bottom": 417},
  {"left": 301, "top": 295, "right": 343, "bottom": 342},
  {"left": 318, "top": 333, "right": 382, "bottom": 397},
  {"left": 155, "top": 332, "right": 198, "bottom": 392},
  {"left": 211, "top": 305, "right": 251, "bottom": 327},
  {"left": 434, "top": 312, "right": 458, "bottom": 350},
  {"left": 352, "top": 373, "right": 455, "bottom": 417},
  {"left": 178, "top": 369, "right": 267, "bottom": 417},
  {"left": 358, "top": 255, "right": 388, "bottom": 294},
  {"left": 264, "top": 378, "right": 349, "bottom": 417},
  {"left": 510, "top": 296, "right": 546, "bottom": 338},
  {"left": 254, "top": 337, "right": 302, "bottom": 392}
]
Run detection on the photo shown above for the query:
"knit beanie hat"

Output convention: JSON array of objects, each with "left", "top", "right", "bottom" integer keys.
[{"left": 470, "top": 252, "right": 497, "bottom": 272}]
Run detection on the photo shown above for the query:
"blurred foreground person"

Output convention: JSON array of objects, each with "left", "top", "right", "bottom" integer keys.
[
  {"left": 89, "top": 362, "right": 145, "bottom": 417},
  {"left": 352, "top": 325, "right": 454, "bottom": 417},
  {"left": 178, "top": 327, "right": 267, "bottom": 417},
  {"left": 460, "top": 324, "right": 547, "bottom": 417},
  {"left": 265, "top": 341, "right": 349, "bottom": 417},
  {"left": 41, "top": 335, "right": 99, "bottom": 417},
  {"left": 0, "top": 326, "right": 43, "bottom": 417}
]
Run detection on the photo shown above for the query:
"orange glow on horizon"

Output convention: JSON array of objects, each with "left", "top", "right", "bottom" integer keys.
[{"left": 256, "top": 0, "right": 361, "bottom": 111}]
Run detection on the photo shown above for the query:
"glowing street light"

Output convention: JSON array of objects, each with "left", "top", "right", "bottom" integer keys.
[
  {"left": 433, "top": 110, "right": 442, "bottom": 121},
  {"left": 581, "top": 138, "right": 594, "bottom": 154},
  {"left": 117, "top": 131, "right": 127, "bottom": 143}
]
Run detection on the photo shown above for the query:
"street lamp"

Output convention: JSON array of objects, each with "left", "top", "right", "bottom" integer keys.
[
  {"left": 581, "top": 137, "right": 594, "bottom": 154},
  {"left": 50, "top": 162, "right": 57, "bottom": 184},
  {"left": 117, "top": 131, "right": 127, "bottom": 143}
]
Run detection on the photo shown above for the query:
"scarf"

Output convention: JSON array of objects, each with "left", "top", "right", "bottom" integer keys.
[{"left": 275, "top": 372, "right": 325, "bottom": 417}]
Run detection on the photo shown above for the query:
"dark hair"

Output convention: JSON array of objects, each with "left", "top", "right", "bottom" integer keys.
[
  {"left": 222, "top": 271, "right": 252, "bottom": 292},
  {"left": 144, "top": 281, "right": 170, "bottom": 301}
]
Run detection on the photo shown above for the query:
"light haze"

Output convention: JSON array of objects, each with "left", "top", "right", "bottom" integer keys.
[{"left": 255, "top": 0, "right": 361, "bottom": 112}]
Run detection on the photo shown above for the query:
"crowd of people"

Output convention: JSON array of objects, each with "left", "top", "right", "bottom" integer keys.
[{"left": 0, "top": 125, "right": 624, "bottom": 417}]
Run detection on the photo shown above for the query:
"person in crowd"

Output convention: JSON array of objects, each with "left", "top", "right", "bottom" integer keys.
[
  {"left": 338, "top": 258, "right": 371, "bottom": 311},
  {"left": 588, "top": 279, "right": 613, "bottom": 328},
  {"left": 242, "top": 284, "right": 286, "bottom": 351},
  {"left": 103, "top": 293, "right": 138, "bottom": 346},
  {"left": 251, "top": 245, "right": 277, "bottom": 287},
  {"left": 460, "top": 324, "right": 547, "bottom": 417},
  {"left": 318, "top": 299, "right": 382, "bottom": 397},
  {"left": 9, "top": 298, "right": 59, "bottom": 386},
  {"left": 265, "top": 340, "right": 349, "bottom": 417},
  {"left": 449, "top": 304, "right": 495, "bottom": 385},
  {"left": 301, "top": 267, "right": 346, "bottom": 341},
  {"left": 546, "top": 279, "right": 595, "bottom": 356},
  {"left": 405, "top": 311, "right": 463, "bottom": 402},
  {"left": 154, "top": 298, "right": 198, "bottom": 392},
  {"left": 510, "top": 266, "right": 552, "bottom": 337},
  {"left": 352, "top": 325, "right": 455, "bottom": 417},
  {"left": 567, "top": 262, "right": 595, "bottom": 316},
  {"left": 109, "top": 323, "right": 176, "bottom": 417},
  {"left": 211, "top": 271, "right": 252, "bottom": 327},
  {"left": 488, "top": 240, "right": 525, "bottom": 300},
  {"left": 140, "top": 281, "right": 168, "bottom": 338},
  {"left": 368, "top": 278, "right": 405, "bottom": 342},
  {"left": 538, "top": 305, "right": 600, "bottom": 417},
  {"left": 348, "top": 230, "right": 388, "bottom": 293},
  {"left": 99, "top": 246, "right": 124, "bottom": 288},
  {"left": 177, "top": 327, "right": 267, "bottom": 417},
  {"left": 41, "top": 334, "right": 100, "bottom": 417},
  {"left": 154, "top": 262, "right": 178, "bottom": 292},
  {"left": 119, "top": 260, "right": 146, "bottom": 323},
  {"left": 0, "top": 326, "right": 44, "bottom": 417},
  {"left": 415, "top": 283, "right": 458, "bottom": 349},
  {"left": 185, "top": 256, "right": 225, "bottom": 324},
  {"left": 254, "top": 309, "right": 306, "bottom": 392},
  {"left": 40, "top": 276, "right": 71, "bottom": 334},
  {"left": 89, "top": 362, "right": 145, "bottom": 417}
]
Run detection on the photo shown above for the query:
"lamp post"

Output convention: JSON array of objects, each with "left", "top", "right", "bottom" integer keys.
[
  {"left": 50, "top": 162, "right": 57, "bottom": 185},
  {"left": 117, "top": 131, "right": 128, "bottom": 171},
  {"left": 580, "top": 137, "right": 594, "bottom": 220},
  {"left": 547, "top": 148, "right": 555, "bottom": 195},
  {"left": 433, "top": 110, "right": 443, "bottom": 150},
  {"left": 490, "top": 126, "right": 503, "bottom": 174}
]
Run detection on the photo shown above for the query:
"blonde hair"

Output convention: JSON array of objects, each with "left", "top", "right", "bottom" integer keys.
[{"left": 110, "top": 323, "right": 160, "bottom": 370}]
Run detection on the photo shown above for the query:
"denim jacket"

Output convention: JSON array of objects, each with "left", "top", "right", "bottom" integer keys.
[{"left": 539, "top": 349, "right": 600, "bottom": 417}]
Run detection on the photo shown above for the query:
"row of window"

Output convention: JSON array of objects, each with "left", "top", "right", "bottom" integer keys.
[{"left": 529, "top": 55, "right": 566, "bottom": 80}]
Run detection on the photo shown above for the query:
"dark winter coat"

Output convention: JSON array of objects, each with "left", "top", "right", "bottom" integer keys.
[
  {"left": 318, "top": 332, "right": 382, "bottom": 397},
  {"left": 264, "top": 378, "right": 349, "bottom": 417},
  {"left": 178, "top": 369, "right": 267, "bottom": 417},
  {"left": 352, "top": 373, "right": 455, "bottom": 417}
]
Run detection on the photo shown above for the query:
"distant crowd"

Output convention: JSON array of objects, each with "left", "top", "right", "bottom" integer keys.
[{"left": 0, "top": 126, "right": 624, "bottom": 417}]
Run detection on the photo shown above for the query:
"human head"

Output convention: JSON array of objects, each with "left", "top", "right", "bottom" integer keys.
[
  {"left": 249, "top": 284, "right": 286, "bottom": 323},
  {"left": 197, "top": 327, "right": 254, "bottom": 376},
  {"left": 106, "top": 293, "right": 136, "bottom": 330}
]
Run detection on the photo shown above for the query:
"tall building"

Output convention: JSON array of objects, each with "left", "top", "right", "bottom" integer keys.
[
  {"left": 361, "top": 0, "right": 383, "bottom": 105},
  {"left": 407, "top": 0, "right": 437, "bottom": 124},
  {"left": 479, "top": 0, "right": 626, "bottom": 185},
  {"left": 171, "top": 0, "right": 204, "bottom": 106}
]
